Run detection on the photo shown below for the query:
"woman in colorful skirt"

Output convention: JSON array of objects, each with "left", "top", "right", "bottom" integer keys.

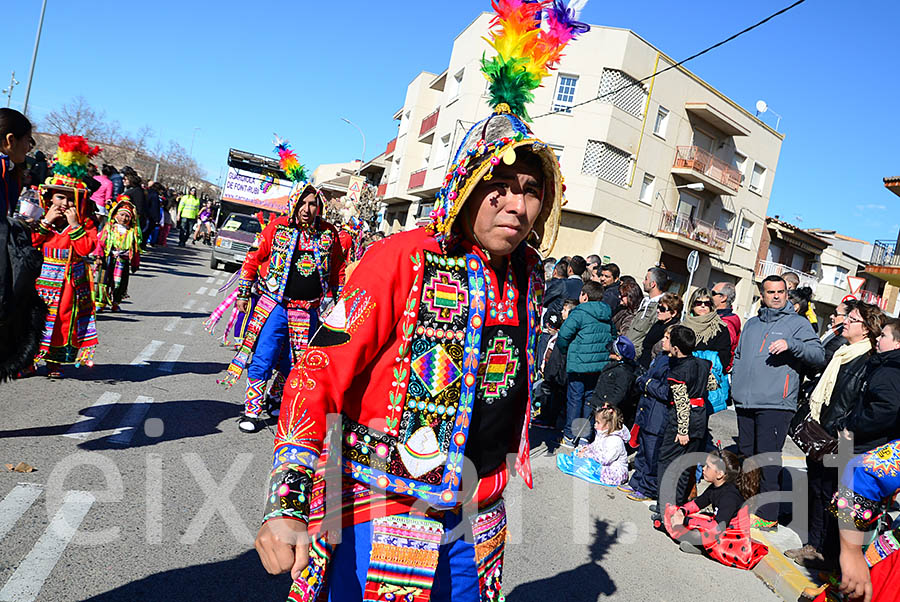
[{"left": 32, "top": 134, "right": 101, "bottom": 377}]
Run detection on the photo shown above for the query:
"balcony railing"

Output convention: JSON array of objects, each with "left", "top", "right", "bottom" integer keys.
[
  {"left": 385, "top": 138, "right": 397, "bottom": 157},
  {"left": 870, "top": 240, "right": 900, "bottom": 266},
  {"left": 860, "top": 289, "right": 888, "bottom": 310},
  {"left": 673, "top": 146, "right": 741, "bottom": 193},
  {"left": 419, "top": 108, "right": 440, "bottom": 137},
  {"left": 376, "top": 183, "right": 387, "bottom": 197},
  {"left": 756, "top": 260, "right": 819, "bottom": 291},
  {"left": 658, "top": 210, "right": 731, "bottom": 253},
  {"left": 408, "top": 168, "right": 427, "bottom": 190}
]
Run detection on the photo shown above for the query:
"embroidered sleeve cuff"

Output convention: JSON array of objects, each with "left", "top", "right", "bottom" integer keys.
[
  {"left": 69, "top": 225, "right": 86, "bottom": 240},
  {"left": 262, "top": 463, "right": 314, "bottom": 525},
  {"left": 237, "top": 278, "right": 254, "bottom": 299},
  {"left": 37, "top": 221, "right": 51, "bottom": 235},
  {"left": 829, "top": 485, "right": 882, "bottom": 530}
]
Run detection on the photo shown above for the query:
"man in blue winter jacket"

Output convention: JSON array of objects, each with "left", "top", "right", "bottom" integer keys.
[{"left": 732, "top": 274, "right": 825, "bottom": 531}]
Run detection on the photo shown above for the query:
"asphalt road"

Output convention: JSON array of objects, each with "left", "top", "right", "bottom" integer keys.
[{"left": 0, "top": 240, "right": 781, "bottom": 602}]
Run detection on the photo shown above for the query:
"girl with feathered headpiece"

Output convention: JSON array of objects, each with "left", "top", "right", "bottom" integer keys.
[
  {"left": 31, "top": 134, "right": 103, "bottom": 377},
  {"left": 96, "top": 194, "right": 142, "bottom": 312}
]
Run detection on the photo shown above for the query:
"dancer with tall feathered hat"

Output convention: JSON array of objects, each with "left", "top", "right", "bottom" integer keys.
[
  {"left": 254, "top": 2, "right": 588, "bottom": 600},
  {"left": 32, "top": 134, "right": 102, "bottom": 377},
  {"left": 223, "top": 139, "right": 345, "bottom": 433}
]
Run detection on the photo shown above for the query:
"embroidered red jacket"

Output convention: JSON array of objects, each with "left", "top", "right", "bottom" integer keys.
[
  {"left": 238, "top": 215, "right": 344, "bottom": 303},
  {"left": 264, "top": 228, "right": 543, "bottom": 524}
]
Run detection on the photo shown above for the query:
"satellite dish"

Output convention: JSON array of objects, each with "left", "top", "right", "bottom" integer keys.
[{"left": 755, "top": 100, "right": 768, "bottom": 113}]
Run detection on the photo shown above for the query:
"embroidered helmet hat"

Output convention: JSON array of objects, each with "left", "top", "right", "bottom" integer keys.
[
  {"left": 108, "top": 194, "right": 136, "bottom": 221},
  {"left": 431, "top": 0, "right": 589, "bottom": 256},
  {"left": 434, "top": 107, "right": 563, "bottom": 256},
  {"left": 40, "top": 134, "right": 102, "bottom": 219}
]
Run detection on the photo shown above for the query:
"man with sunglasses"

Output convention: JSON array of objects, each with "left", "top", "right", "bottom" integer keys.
[
  {"left": 711, "top": 282, "right": 741, "bottom": 372},
  {"left": 731, "top": 274, "right": 825, "bottom": 531}
]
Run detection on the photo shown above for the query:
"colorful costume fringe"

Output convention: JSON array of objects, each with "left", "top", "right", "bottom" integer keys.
[{"left": 663, "top": 503, "right": 768, "bottom": 570}]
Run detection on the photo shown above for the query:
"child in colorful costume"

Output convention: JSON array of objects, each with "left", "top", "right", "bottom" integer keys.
[
  {"left": 253, "top": 2, "right": 587, "bottom": 600},
  {"left": 224, "top": 140, "right": 345, "bottom": 433},
  {"left": 96, "top": 195, "right": 141, "bottom": 311},
  {"left": 32, "top": 134, "right": 101, "bottom": 376}
]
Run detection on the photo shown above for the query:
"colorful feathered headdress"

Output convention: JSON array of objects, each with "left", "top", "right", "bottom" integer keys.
[
  {"left": 431, "top": 0, "right": 588, "bottom": 255},
  {"left": 272, "top": 135, "right": 323, "bottom": 217},
  {"left": 481, "top": 0, "right": 590, "bottom": 121},
  {"left": 40, "top": 134, "right": 103, "bottom": 217}
]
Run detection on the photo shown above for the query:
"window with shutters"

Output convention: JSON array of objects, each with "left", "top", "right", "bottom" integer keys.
[
  {"left": 581, "top": 140, "right": 632, "bottom": 187},
  {"left": 749, "top": 162, "right": 767, "bottom": 193},
  {"left": 639, "top": 173, "right": 655, "bottom": 205},
  {"left": 598, "top": 69, "right": 648, "bottom": 119}
]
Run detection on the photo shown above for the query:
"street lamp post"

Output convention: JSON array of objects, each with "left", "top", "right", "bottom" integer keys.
[
  {"left": 340, "top": 117, "right": 366, "bottom": 176},
  {"left": 22, "top": 0, "right": 48, "bottom": 116},
  {"left": 2, "top": 72, "right": 20, "bottom": 107}
]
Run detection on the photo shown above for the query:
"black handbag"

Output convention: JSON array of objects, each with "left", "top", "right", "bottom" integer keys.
[{"left": 789, "top": 403, "right": 838, "bottom": 462}]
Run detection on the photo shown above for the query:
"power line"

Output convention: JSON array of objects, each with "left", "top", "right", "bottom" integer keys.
[{"left": 532, "top": 0, "right": 807, "bottom": 120}]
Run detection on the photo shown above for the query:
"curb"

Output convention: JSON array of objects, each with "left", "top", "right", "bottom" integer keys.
[{"left": 752, "top": 529, "right": 820, "bottom": 601}]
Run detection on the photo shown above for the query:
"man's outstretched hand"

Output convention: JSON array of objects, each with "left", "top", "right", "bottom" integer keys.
[{"left": 255, "top": 517, "right": 309, "bottom": 581}]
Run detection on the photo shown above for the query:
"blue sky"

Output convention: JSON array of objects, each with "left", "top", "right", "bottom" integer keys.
[{"left": 5, "top": 0, "right": 898, "bottom": 242}]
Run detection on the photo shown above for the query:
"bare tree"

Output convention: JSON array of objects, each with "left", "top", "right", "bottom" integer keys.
[{"left": 43, "top": 96, "right": 114, "bottom": 141}]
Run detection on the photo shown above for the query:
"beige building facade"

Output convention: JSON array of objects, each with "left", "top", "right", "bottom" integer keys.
[{"left": 376, "top": 13, "right": 784, "bottom": 316}]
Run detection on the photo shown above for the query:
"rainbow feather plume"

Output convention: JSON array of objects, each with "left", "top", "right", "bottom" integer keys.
[
  {"left": 273, "top": 135, "right": 308, "bottom": 182},
  {"left": 52, "top": 134, "right": 102, "bottom": 181},
  {"left": 481, "top": 0, "right": 590, "bottom": 120}
]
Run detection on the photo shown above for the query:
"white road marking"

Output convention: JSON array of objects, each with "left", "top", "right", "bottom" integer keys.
[
  {"left": 182, "top": 321, "right": 197, "bottom": 336},
  {"left": 0, "top": 491, "right": 95, "bottom": 602},
  {"left": 163, "top": 317, "right": 181, "bottom": 332},
  {"left": 205, "top": 276, "right": 216, "bottom": 284},
  {"left": 160, "top": 345, "right": 184, "bottom": 373},
  {"left": 0, "top": 484, "right": 43, "bottom": 542},
  {"left": 130, "top": 340, "right": 164, "bottom": 366},
  {"left": 63, "top": 392, "right": 120, "bottom": 440},
  {"left": 214, "top": 278, "right": 225, "bottom": 287},
  {"left": 197, "top": 302, "right": 210, "bottom": 313},
  {"left": 195, "top": 286, "right": 208, "bottom": 296},
  {"left": 207, "top": 288, "right": 218, "bottom": 296},
  {"left": 183, "top": 299, "right": 196, "bottom": 310},
  {"left": 108, "top": 396, "right": 154, "bottom": 446}
]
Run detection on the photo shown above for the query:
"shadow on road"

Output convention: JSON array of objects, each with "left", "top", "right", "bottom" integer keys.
[
  {"left": 66, "top": 360, "right": 228, "bottom": 384},
  {"left": 0, "top": 397, "right": 258, "bottom": 450},
  {"left": 81, "top": 550, "right": 292, "bottom": 601},
  {"left": 506, "top": 518, "right": 617, "bottom": 600}
]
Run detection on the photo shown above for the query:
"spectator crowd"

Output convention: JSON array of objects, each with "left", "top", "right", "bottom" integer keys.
[{"left": 535, "top": 252, "right": 900, "bottom": 574}]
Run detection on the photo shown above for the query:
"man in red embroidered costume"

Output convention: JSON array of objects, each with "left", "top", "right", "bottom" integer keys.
[
  {"left": 226, "top": 139, "right": 345, "bottom": 433},
  {"left": 254, "top": 3, "right": 588, "bottom": 599},
  {"left": 32, "top": 134, "right": 102, "bottom": 378}
]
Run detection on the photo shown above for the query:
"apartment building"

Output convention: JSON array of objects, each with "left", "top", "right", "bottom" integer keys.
[
  {"left": 376, "top": 13, "right": 784, "bottom": 315},
  {"left": 757, "top": 219, "right": 899, "bottom": 326}
]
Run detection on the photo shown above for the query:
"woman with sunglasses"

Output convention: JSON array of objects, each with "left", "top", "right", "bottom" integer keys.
[
  {"left": 638, "top": 292, "right": 682, "bottom": 372},
  {"left": 785, "top": 302, "right": 883, "bottom": 571},
  {"left": 682, "top": 288, "right": 732, "bottom": 372}
]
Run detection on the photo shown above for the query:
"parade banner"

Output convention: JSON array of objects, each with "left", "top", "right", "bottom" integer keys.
[{"left": 221, "top": 167, "right": 292, "bottom": 214}]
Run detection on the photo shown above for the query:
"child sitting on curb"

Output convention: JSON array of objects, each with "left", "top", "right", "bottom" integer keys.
[
  {"left": 659, "top": 449, "right": 768, "bottom": 570},
  {"left": 557, "top": 405, "right": 630, "bottom": 486}
]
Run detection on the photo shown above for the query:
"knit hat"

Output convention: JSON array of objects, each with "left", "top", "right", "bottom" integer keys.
[
  {"left": 610, "top": 335, "right": 636, "bottom": 361},
  {"left": 430, "top": 0, "right": 589, "bottom": 256},
  {"left": 40, "top": 134, "right": 102, "bottom": 218}
]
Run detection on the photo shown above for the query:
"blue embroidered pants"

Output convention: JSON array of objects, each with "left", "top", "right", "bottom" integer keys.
[{"left": 247, "top": 303, "right": 319, "bottom": 382}]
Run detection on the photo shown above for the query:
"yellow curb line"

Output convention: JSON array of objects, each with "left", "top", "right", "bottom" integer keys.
[{"left": 751, "top": 529, "right": 819, "bottom": 600}]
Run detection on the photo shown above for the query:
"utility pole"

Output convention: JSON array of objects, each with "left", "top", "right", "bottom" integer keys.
[
  {"left": 23, "top": 0, "right": 48, "bottom": 115},
  {"left": 2, "top": 72, "right": 20, "bottom": 107}
]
